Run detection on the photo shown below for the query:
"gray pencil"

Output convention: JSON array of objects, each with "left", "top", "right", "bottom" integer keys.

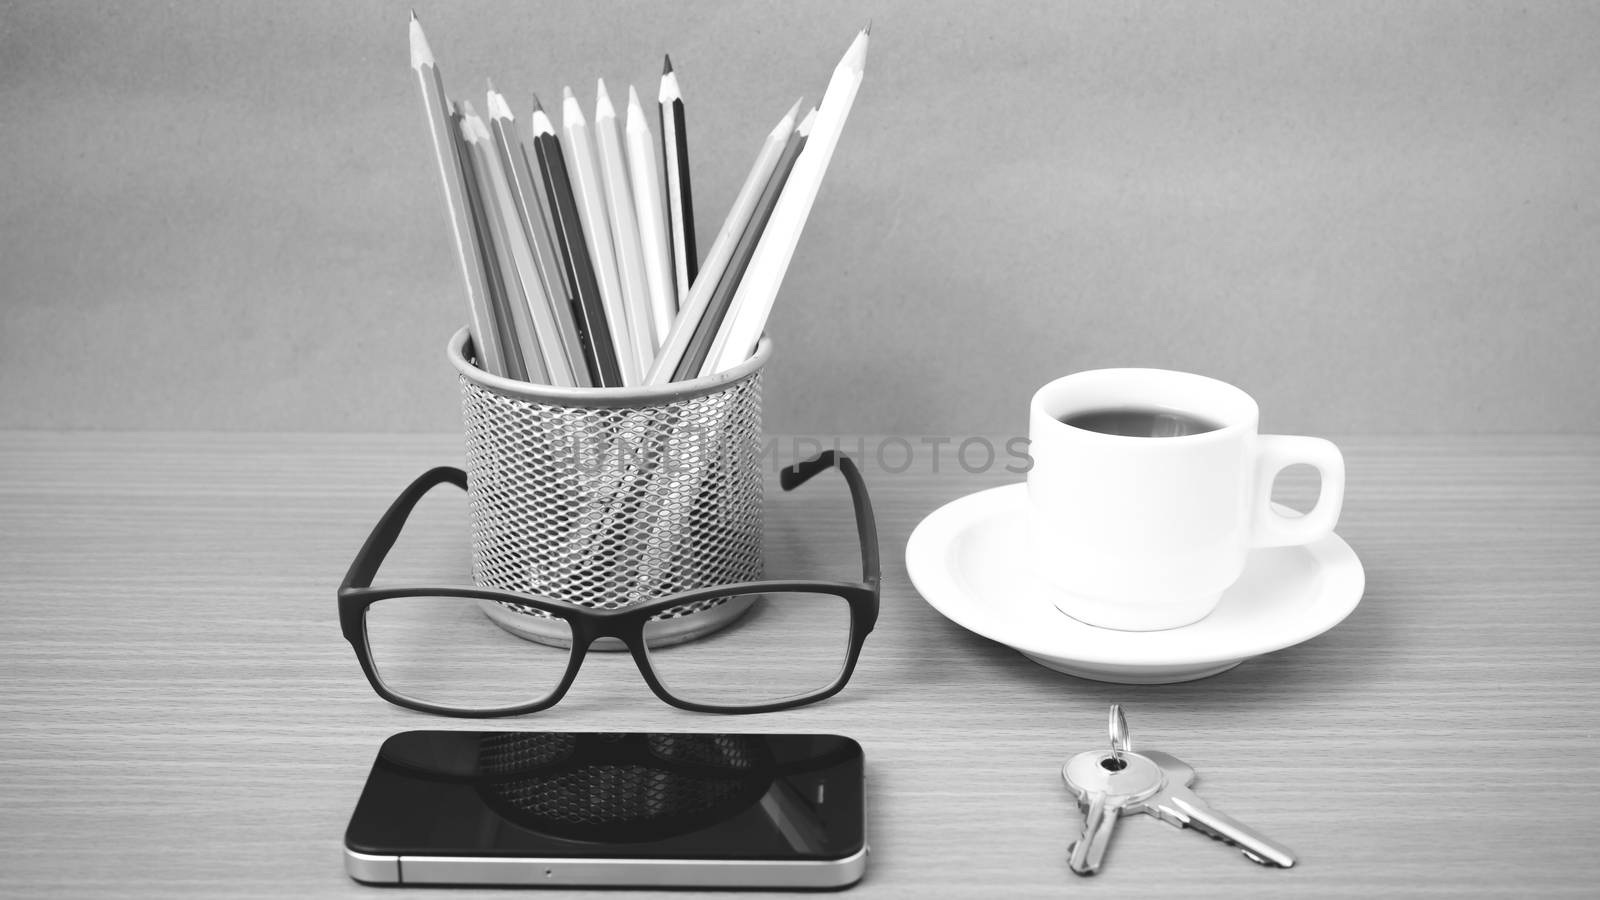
[
  {"left": 458, "top": 103, "right": 538, "bottom": 383},
  {"left": 674, "top": 109, "right": 811, "bottom": 381},
  {"left": 486, "top": 85, "right": 585, "bottom": 387},
  {"left": 408, "top": 14, "right": 507, "bottom": 375}
]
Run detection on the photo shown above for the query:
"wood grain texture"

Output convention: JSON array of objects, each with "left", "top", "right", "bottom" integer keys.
[{"left": 1, "top": 432, "right": 1598, "bottom": 897}]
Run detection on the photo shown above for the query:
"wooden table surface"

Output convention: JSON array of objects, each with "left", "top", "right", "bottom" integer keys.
[{"left": 2, "top": 431, "right": 1597, "bottom": 898}]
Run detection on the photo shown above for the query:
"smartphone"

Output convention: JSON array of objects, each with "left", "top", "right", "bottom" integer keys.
[{"left": 344, "top": 731, "right": 867, "bottom": 889}]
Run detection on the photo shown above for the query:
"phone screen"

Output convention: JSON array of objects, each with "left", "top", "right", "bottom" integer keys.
[{"left": 346, "top": 731, "right": 865, "bottom": 867}]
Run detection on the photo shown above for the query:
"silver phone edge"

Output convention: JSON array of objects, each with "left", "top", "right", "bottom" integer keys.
[{"left": 345, "top": 845, "right": 869, "bottom": 889}]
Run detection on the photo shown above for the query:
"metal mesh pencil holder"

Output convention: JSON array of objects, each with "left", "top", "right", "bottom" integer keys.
[{"left": 447, "top": 327, "right": 769, "bottom": 648}]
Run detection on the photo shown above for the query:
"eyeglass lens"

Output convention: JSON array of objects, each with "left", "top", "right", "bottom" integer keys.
[
  {"left": 365, "top": 596, "right": 573, "bottom": 712},
  {"left": 642, "top": 591, "right": 854, "bottom": 708}
]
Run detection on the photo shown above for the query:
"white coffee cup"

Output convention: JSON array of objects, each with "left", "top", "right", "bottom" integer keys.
[{"left": 1027, "top": 368, "right": 1345, "bottom": 631}]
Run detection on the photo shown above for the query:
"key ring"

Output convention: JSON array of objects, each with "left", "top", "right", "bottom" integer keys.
[{"left": 1108, "top": 704, "right": 1130, "bottom": 766}]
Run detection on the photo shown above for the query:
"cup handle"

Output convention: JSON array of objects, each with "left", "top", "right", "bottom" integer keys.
[{"left": 1251, "top": 435, "right": 1345, "bottom": 548}]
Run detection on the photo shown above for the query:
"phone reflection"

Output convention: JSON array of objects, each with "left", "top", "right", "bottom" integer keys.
[{"left": 366, "top": 731, "right": 859, "bottom": 857}]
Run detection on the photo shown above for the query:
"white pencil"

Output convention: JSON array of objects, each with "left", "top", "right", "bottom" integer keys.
[
  {"left": 703, "top": 27, "right": 870, "bottom": 375},
  {"left": 594, "top": 79, "right": 657, "bottom": 374},
  {"left": 408, "top": 14, "right": 506, "bottom": 376},
  {"left": 645, "top": 99, "right": 802, "bottom": 385},
  {"left": 624, "top": 85, "right": 677, "bottom": 350},
  {"left": 562, "top": 86, "right": 639, "bottom": 385}
]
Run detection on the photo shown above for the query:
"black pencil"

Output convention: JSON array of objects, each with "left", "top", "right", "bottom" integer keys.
[
  {"left": 673, "top": 109, "right": 810, "bottom": 381},
  {"left": 530, "top": 95, "right": 624, "bottom": 388},
  {"left": 659, "top": 56, "right": 697, "bottom": 300}
]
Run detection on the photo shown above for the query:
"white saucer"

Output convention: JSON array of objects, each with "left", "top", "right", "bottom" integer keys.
[{"left": 905, "top": 483, "right": 1365, "bottom": 684}]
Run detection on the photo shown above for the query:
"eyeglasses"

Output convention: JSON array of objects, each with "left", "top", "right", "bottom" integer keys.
[{"left": 338, "top": 452, "right": 879, "bottom": 716}]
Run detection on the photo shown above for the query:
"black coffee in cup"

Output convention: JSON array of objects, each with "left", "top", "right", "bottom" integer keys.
[{"left": 1059, "top": 407, "right": 1224, "bottom": 438}]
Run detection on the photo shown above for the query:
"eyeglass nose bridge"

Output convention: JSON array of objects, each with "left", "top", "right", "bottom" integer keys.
[
  {"left": 552, "top": 596, "right": 763, "bottom": 699},
  {"left": 577, "top": 634, "right": 635, "bottom": 653},
  {"left": 538, "top": 605, "right": 648, "bottom": 656},
  {"left": 562, "top": 615, "right": 671, "bottom": 706}
]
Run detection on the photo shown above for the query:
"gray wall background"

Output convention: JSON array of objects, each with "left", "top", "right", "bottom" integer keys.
[{"left": 2, "top": 0, "right": 1597, "bottom": 435}]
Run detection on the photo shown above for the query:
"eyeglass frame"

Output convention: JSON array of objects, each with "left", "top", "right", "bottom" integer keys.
[{"left": 338, "top": 451, "right": 880, "bottom": 716}]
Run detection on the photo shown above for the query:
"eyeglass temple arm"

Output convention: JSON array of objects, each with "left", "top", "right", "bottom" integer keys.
[
  {"left": 341, "top": 466, "right": 468, "bottom": 590},
  {"left": 780, "top": 451, "right": 880, "bottom": 587}
]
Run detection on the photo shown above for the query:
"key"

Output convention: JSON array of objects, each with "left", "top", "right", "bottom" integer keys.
[
  {"left": 1060, "top": 750, "right": 1165, "bottom": 875},
  {"left": 1133, "top": 750, "right": 1297, "bottom": 868},
  {"left": 1109, "top": 702, "right": 1130, "bottom": 768}
]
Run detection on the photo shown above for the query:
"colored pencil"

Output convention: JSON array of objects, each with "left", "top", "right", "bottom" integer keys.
[
  {"left": 593, "top": 79, "right": 658, "bottom": 374},
  {"left": 645, "top": 99, "right": 801, "bottom": 385},
  {"left": 679, "top": 108, "right": 810, "bottom": 381},
  {"left": 408, "top": 14, "right": 507, "bottom": 376},
  {"left": 409, "top": 18, "right": 867, "bottom": 387},
  {"left": 563, "top": 86, "right": 639, "bottom": 385},
  {"left": 486, "top": 85, "right": 585, "bottom": 387},
  {"left": 510, "top": 137, "right": 591, "bottom": 388},
  {"left": 459, "top": 102, "right": 544, "bottom": 383},
  {"left": 659, "top": 56, "right": 698, "bottom": 298},
  {"left": 531, "top": 98, "right": 622, "bottom": 387},
  {"left": 473, "top": 91, "right": 580, "bottom": 386},
  {"left": 624, "top": 84, "right": 676, "bottom": 349},
  {"left": 705, "top": 27, "right": 869, "bottom": 375},
  {"left": 451, "top": 102, "right": 528, "bottom": 381}
]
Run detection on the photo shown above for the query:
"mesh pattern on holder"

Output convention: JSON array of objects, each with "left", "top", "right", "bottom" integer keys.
[{"left": 456, "top": 339, "right": 765, "bottom": 642}]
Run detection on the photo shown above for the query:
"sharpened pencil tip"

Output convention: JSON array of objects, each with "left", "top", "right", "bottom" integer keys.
[
  {"left": 768, "top": 98, "right": 803, "bottom": 138},
  {"left": 839, "top": 26, "right": 870, "bottom": 72},
  {"left": 595, "top": 79, "right": 615, "bottom": 119},
  {"left": 531, "top": 106, "right": 555, "bottom": 136},
  {"left": 663, "top": 54, "right": 673, "bottom": 74},
  {"left": 408, "top": 14, "right": 433, "bottom": 69},
  {"left": 658, "top": 66, "right": 681, "bottom": 104},
  {"left": 530, "top": 93, "right": 544, "bottom": 114},
  {"left": 624, "top": 85, "right": 648, "bottom": 130},
  {"left": 865, "top": 20, "right": 872, "bottom": 35},
  {"left": 486, "top": 86, "right": 513, "bottom": 121},
  {"left": 561, "top": 87, "right": 586, "bottom": 126},
  {"left": 563, "top": 85, "right": 576, "bottom": 100}
]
